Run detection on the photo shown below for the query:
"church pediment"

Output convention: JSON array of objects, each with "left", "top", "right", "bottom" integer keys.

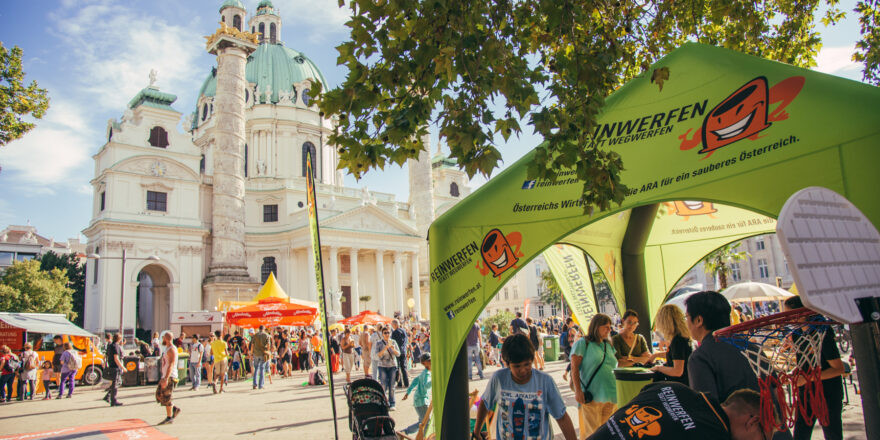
[
  {"left": 113, "top": 156, "right": 199, "bottom": 181},
  {"left": 322, "top": 205, "right": 418, "bottom": 237}
]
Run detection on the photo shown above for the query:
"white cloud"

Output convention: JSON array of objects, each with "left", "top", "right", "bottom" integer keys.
[
  {"left": 76, "top": 184, "right": 93, "bottom": 195},
  {"left": 48, "top": 1, "right": 207, "bottom": 112},
  {"left": 0, "top": 100, "right": 94, "bottom": 188},
  {"left": 814, "top": 45, "right": 861, "bottom": 75},
  {"left": 271, "top": 0, "right": 350, "bottom": 43}
]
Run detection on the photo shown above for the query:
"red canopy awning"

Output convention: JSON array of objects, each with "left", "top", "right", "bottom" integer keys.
[
  {"left": 338, "top": 310, "right": 393, "bottom": 326},
  {"left": 226, "top": 297, "right": 317, "bottom": 328}
]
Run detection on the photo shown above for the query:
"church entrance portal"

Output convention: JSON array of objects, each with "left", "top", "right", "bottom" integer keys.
[{"left": 136, "top": 265, "right": 171, "bottom": 340}]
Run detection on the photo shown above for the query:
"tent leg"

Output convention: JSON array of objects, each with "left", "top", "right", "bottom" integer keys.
[
  {"left": 442, "top": 344, "right": 469, "bottom": 440},
  {"left": 621, "top": 204, "right": 659, "bottom": 343},
  {"left": 852, "top": 321, "right": 880, "bottom": 439}
]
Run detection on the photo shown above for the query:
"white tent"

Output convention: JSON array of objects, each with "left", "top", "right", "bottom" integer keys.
[{"left": 0, "top": 313, "right": 96, "bottom": 337}]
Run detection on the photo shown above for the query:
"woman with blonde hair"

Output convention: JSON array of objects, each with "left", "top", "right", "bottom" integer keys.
[
  {"left": 570, "top": 314, "right": 618, "bottom": 438},
  {"left": 649, "top": 304, "right": 693, "bottom": 385}
]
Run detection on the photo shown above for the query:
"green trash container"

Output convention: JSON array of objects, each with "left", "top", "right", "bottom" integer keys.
[
  {"left": 176, "top": 352, "right": 189, "bottom": 386},
  {"left": 543, "top": 335, "right": 560, "bottom": 362},
  {"left": 613, "top": 367, "right": 655, "bottom": 406}
]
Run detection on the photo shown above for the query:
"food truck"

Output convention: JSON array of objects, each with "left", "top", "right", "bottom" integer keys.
[
  {"left": 0, "top": 312, "right": 105, "bottom": 386},
  {"left": 169, "top": 311, "right": 224, "bottom": 340}
]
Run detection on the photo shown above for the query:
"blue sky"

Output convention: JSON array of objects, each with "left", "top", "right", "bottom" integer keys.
[{"left": 0, "top": 0, "right": 867, "bottom": 242}]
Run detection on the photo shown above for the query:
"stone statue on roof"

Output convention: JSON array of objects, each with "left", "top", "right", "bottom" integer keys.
[
  {"left": 262, "top": 84, "right": 272, "bottom": 104},
  {"left": 149, "top": 69, "right": 158, "bottom": 87}
]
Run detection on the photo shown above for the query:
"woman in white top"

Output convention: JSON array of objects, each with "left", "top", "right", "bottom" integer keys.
[{"left": 19, "top": 343, "right": 39, "bottom": 400}]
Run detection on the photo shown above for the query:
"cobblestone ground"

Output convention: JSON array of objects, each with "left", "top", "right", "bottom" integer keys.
[{"left": 0, "top": 361, "right": 866, "bottom": 439}]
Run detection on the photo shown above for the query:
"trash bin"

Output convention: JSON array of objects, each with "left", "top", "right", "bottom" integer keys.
[
  {"left": 543, "top": 335, "right": 560, "bottom": 361},
  {"left": 177, "top": 352, "right": 189, "bottom": 386},
  {"left": 145, "top": 356, "right": 160, "bottom": 384},
  {"left": 613, "top": 367, "right": 655, "bottom": 406},
  {"left": 121, "top": 356, "right": 140, "bottom": 387}
]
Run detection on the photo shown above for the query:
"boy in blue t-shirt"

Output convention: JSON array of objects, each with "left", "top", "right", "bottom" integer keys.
[{"left": 474, "top": 333, "right": 577, "bottom": 440}]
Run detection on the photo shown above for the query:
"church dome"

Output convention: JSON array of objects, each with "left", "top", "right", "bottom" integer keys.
[
  {"left": 193, "top": 43, "right": 328, "bottom": 128},
  {"left": 219, "top": 0, "right": 245, "bottom": 12}
]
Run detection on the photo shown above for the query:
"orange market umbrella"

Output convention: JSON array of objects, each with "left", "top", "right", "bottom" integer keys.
[
  {"left": 338, "top": 310, "right": 393, "bottom": 326},
  {"left": 227, "top": 297, "right": 317, "bottom": 328}
]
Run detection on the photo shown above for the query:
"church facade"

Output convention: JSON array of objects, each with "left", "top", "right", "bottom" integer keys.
[{"left": 82, "top": 0, "right": 470, "bottom": 336}]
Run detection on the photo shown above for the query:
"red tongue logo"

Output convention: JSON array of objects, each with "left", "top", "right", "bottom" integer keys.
[{"left": 679, "top": 76, "right": 805, "bottom": 157}]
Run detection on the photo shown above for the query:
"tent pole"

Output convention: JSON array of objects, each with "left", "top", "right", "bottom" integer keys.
[
  {"left": 442, "top": 343, "right": 469, "bottom": 439},
  {"left": 621, "top": 204, "right": 659, "bottom": 343},
  {"left": 852, "top": 299, "right": 880, "bottom": 439}
]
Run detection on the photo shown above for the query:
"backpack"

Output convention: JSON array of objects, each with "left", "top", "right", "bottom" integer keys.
[
  {"left": 29, "top": 352, "right": 39, "bottom": 370},
  {"left": 65, "top": 351, "right": 80, "bottom": 371},
  {"left": 309, "top": 369, "right": 326, "bottom": 385},
  {"left": 5, "top": 356, "right": 21, "bottom": 372}
]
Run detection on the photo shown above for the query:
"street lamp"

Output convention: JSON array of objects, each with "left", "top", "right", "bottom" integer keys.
[{"left": 88, "top": 251, "right": 160, "bottom": 340}]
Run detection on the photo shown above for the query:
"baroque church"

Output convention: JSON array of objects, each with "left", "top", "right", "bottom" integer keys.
[{"left": 82, "top": 0, "right": 470, "bottom": 336}]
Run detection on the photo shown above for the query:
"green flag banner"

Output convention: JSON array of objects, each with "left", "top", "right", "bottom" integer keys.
[
  {"left": 542, "top": 245, "right": 597, "bottom": 327},
  {"left": 305, "top": 150, "right": 339, "bottom": 440},
  {"left": 429, "top": 43, "right": 880, "bottom": 439}
]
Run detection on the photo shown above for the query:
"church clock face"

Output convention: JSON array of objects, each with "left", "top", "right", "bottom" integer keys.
[{"left": 150, "top": 160, "right": 167, "bottom": 177}]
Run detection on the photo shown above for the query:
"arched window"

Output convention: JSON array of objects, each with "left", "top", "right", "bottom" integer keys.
[
  {"left": 302, "top": 88, "right": 311, "bottom": 106},
  {"left": 201, "top": 103, "right": 208, "bottom": 121},
  {"left": 200, "top": 154, "right": 206, "bottom": 174},
  {"left": 270, "top": 23, "right": 277, "bottom": 43},
  {"left": 233, "top": 14, "right": 242, "bottom": 31},
  {"left": 261, "top": 257, "right": 277, "bottom": 283},
  {"left": 258, "top": 23, "right": 265, "bottom": 42},
  {"left": 244, "top": 144, "right": 248, "bottom": 177},
  {"left": 450, "top": 181, "right": 460, "bottom": 197},
  {"left": 245, "top": 88, "right": 249, "bottom": 104},
  {"left": 252, "top": 26, "right": 255, "bottom": 34},
  {"left": 302, "top": 142, "right": 317, "bottom": 177},
  {"left": 148, "top": 126, "right": 169, "bottom": 148}
]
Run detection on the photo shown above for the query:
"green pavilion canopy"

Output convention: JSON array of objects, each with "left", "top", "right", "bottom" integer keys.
[{"left": 428, "top": 43, "right": 880, "bottom": 438}]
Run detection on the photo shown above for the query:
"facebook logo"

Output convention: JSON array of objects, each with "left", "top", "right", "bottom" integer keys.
[
  {"left": 522, "top": 180, "right": 536, "bottom": 190},
  {"left": 446, "top": 310, "right": 455, "bottom": 320}
]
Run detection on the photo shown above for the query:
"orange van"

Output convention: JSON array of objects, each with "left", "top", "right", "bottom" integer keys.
[{"left": 29, "top": 333, "right": 105, "bottom": 386}]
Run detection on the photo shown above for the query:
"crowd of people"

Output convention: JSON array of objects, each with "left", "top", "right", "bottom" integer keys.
[
  {"left": 0, "top": 294, "right": 846, "bottom": 439},
  {"left": 471, "top": 292, "right": 845, "bottom": 440}
]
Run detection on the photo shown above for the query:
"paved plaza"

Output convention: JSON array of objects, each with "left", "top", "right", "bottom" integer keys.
[{"left": 0, "top": 360, "right": 866, "bottom": 439}]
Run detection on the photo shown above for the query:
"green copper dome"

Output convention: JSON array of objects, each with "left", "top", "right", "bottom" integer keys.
[
  {"left": 219, "top": 0, "right": 245, "bottom": 12},
  {"left": 193, "top": 44, "right": 328, "bottom": 129},
  {"left": 256, "top": 0, "right": 276, "bottom": 15}
]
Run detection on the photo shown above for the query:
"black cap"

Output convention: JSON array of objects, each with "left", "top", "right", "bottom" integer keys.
[{"left": 420, "top": 353, "right": 431, "bottom": 363}]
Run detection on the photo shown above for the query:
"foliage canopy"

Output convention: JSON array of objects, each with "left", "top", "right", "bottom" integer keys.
[
  {"left": 319, "top": 0, "right": 876, "bottom": 210},
  {"left": 0, "top": 43, "right": 49, "bottom": 148},
  {"left": 38, "top": 251, "right": 86, "bottom": 327},
  {"left": 482, "top": 309, "right": 516, "bottom": 338},
  {"left": 0, "top": 259, "right": 75, "bottom": 319},
  {"left": 702, "top": 241, "right": 750, "bottom": 290}
]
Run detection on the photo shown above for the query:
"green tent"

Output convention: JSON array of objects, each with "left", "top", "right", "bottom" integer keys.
[{"left": 428, "top": 43, "right": 880, "bottom": 438}]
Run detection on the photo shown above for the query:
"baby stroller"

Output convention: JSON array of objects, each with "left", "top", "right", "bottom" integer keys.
[{"left": 344, "top": 378, "right": 396, "bottom": 439}]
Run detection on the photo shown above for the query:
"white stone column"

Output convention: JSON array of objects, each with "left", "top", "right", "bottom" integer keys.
[
  {"left": 349, "top": 248, "right": 360, "bottom": 316},
  {"left": 205, "top": 36, "right": 255, "bottom": 282},
  {"left": 329, "top": 246, "right": 339, "bottom": 296},
  {"left": 393, "top": 251, "right": 404, "bottom": 317},
  {"left": 410, "top": 252, "right": 421, "bottom": 320},
  {"left": 308, "top": 247, "right": 318, "bottom": 301},
  {"left": 375, "top": 250, "right": 386, "bottom": 315},
  {"left": 286, "top": 247, "right": 297, "bottom": 296}
]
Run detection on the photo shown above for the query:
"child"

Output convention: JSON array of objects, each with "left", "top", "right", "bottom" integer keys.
[
  {"left": 401, "top": 353, "right": 432, "bottom": 435},
  {"left": 473, "top": 333, "right": 577, "bottom": 440},
  {"left": 40, "top": 361, "right": 53, "bottom": 400}
]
